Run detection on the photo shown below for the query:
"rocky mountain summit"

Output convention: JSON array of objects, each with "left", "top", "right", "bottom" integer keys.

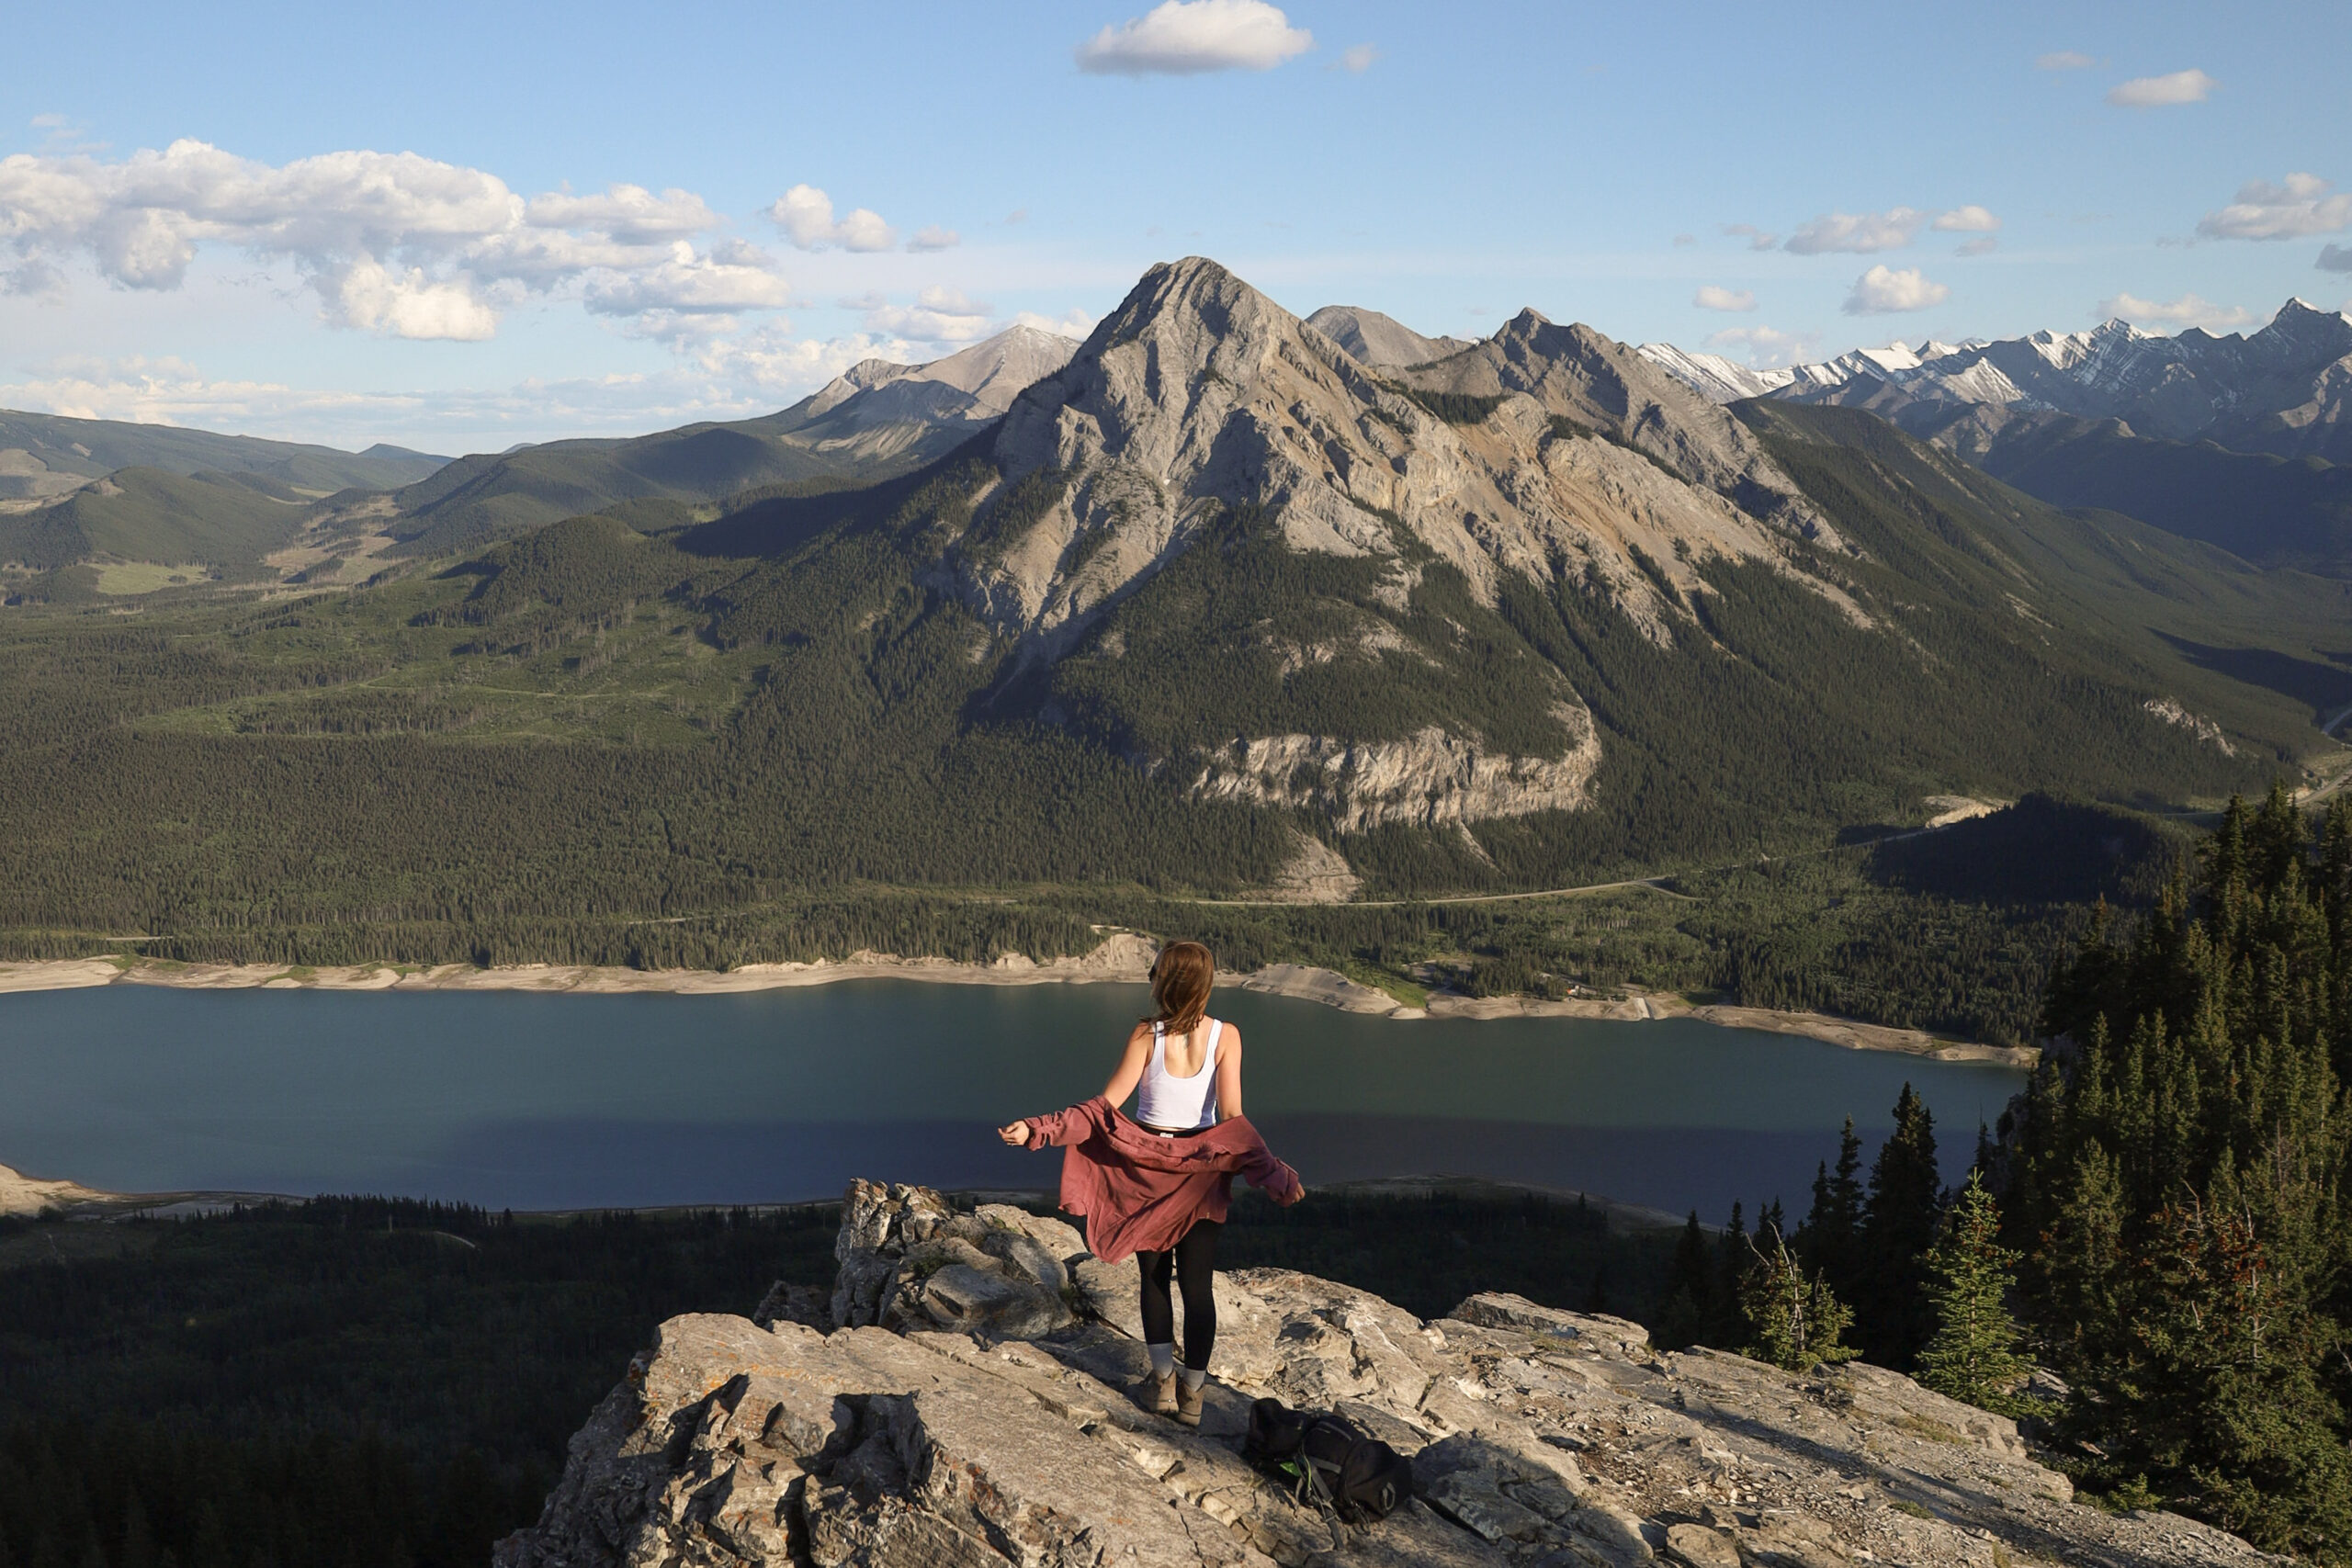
[
  {"left": 1303, "top": 306, "right": 1476, "bottom": 369},
  {"left": 495, "top": 1181, "right": 2276, "bottom": 1568}
]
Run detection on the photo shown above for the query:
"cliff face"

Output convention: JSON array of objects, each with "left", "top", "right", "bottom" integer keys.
[{"left": 497, "top": 1182, "right": 2278, "bottom": 1568}]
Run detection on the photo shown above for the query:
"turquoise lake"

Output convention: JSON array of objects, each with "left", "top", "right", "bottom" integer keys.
[{"left": 0, "top": 980, "right": 2027, "bottom": 1222}]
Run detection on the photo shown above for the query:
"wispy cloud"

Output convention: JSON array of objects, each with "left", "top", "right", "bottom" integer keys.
[
  {"left": 1721, "top": 223, "right": 1776, "bottom": 251},
  {"left": 2321, "top": 244, "right": 2352, "bottom": 274},
  {"left": 2098, "top": 291, "right": 2256, "bottom": 332},
  {"left": 1075, "top": 0, "right": 1312, "bottom": 75},
  {"left": 1787, "top": 209, "right": 1925, "bottom": 254},
  {"left": 906, "top": 225, "right": 961, "bottom": 253},
  {"left": 2036, "top": 51, "right": 2098, "bottom": 70},
  {"left": 2197, "top": 174, "right": 2352, "bottom": 241},
  {"left": 1930, "top": 206, "right": 2001, "bottom": 233},
  {"left": 1692, "top": 286, "right": 1756, "bottom": 312},
  {"left": 1844, "top": 265, "right": 1949, "bottom": 314},
  {"left": 2107, "top": 68, "right": 2214, "bottom": 107},
  {"left": 1334, "top": 43, "right": 1378, "bottom": 73}
]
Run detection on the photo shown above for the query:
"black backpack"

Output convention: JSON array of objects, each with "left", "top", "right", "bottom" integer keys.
[{"left": 1244, "top": 1398, "right": 1410, "bottom": 1522}]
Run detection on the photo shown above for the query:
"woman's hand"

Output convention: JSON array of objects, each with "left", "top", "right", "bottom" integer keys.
[{"left": 997, "top": 1120, "right": 1031, "bottom": 1146}]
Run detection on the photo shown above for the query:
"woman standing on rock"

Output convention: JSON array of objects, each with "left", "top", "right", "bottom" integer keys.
[{"left": 998, "top": 941, "right": 1302, "bottom": 1427}]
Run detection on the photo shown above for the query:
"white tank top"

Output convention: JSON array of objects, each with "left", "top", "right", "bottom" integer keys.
[{"left": 1136, "top": 1019, "right": 1221, "bottom": 1132}]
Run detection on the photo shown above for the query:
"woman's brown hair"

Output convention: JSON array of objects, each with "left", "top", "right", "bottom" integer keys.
[{"left": 1145, "top": 941, "right": 1215, "bottom": 1033}]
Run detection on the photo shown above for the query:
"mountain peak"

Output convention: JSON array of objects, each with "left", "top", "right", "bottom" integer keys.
[{"left": 1303, "top": 305, "right": 1475, "bottom": 368}]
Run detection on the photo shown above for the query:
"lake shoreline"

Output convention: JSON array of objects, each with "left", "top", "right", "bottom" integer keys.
[
  {"left": 0, "top": 949, "right": 2037, "bottom": 1067},
  {"left": 2, "top": 1164, "right": 1690, "bottom": 1233}
]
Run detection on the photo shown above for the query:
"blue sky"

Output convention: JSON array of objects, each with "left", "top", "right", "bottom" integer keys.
[{"left": 2, "top": 0, "right": 2346, "bottom": 454}]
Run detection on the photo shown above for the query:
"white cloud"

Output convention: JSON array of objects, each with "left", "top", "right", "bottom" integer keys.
[
  {"left": 2196, "top": 174, "right": 2352, "bottom": 241},
  {"left": 689, "top": 325, "right": 921, "bottom": 396},
  {"left": 332, "top": 261, "right": 500, "bottom": 341},
  {"left": 1931, "top": 205, "right": 2000, "bottom": 233},
  {"left": 1013, "top": 307, "right": 1099, "bottom": 338},
  {"left": 1704, "top": 326, "right": 1820, "bottom": 367},
  {"left": 1074, "top": 0, "right": 1313, "bottom": 75},
  {"left": 860, "top": 285, "right": 1001, "bottom": 344},
  {"left": 1955, "top": 236, "right": 1999, "bottom": 256},
  {"left": 1843, "top": 265, "right": 1950, "bottom": 314},
  {"left": 2107, "top": 68, "right": 2214, "bottom": 107},
  {"left": 2321, "top": 244, "right": 2352, "bottom": 273},
  {"left": 1721, "top": 222, "right": 1776, "bottom": 251},
  {"left": 0, "top": 141, "right": 797, "bottom": 341},
  {"left": 1692, "top": 286, "right": 1757, "bottom": 312},
  {"left": 906, "top": 224, "right": 961, "bottom": 253},
  {"left": 581, "top": 238, "right": 791, "bottom": 320},
  {"left": 2098, "top": 291, "right": 2256, "bottom": 332},
  {"left": 1335, "top": 43, "right": 1378, "bottom": 73},
  {"left": 1786, "top": 208, "right": 1925, "bottom": 254},
  {"left": 765, "top": 184, "right": 897, "bottom": 252},
  {"left": 2036, "top": 51, "right": 2098, "bottom": 70}
]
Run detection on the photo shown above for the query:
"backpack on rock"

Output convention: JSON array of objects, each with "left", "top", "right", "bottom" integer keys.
[{"left": 1243, "top": 1398, "right": 1411, "bottom": 1522}]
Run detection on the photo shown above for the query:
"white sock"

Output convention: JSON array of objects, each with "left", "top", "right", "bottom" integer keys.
[
  {"left": 1181, "top": 1365, "right": 1207, "bottom": 1391},
  {"left": 1148, "top": 1342, "right": 1175, "bottom": 1377}
]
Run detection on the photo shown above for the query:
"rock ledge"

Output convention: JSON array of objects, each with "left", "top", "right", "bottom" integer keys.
[{"left": 496, "top": 1180, "right": 2278, "bottom": 1568}]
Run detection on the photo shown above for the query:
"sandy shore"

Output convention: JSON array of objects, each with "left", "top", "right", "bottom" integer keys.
[{"left": 0, "top": 939, "right": 2034, "bottom": 1066}]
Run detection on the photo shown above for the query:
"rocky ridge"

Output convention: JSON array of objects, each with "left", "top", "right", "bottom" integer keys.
[
  {"left": 974, "top": 257, "right": 1848, "bottom": 658},
  {"left": 1303, "top": 306, "right": 1476, "bottom": 370},
  {"left": 496, "top": 1180, "right": 2277, "bottom": 1568}
]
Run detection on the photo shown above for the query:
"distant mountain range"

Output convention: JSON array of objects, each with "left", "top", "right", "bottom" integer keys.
[
  {"left": 4, "top": 255, "right": 2347, "bottom": 947},
  {"left": 1639, "top": 299, "right": 2352, "bottom": 467},
  {"left": 0, "top": 408, "right": 447, "bottom": 502}
]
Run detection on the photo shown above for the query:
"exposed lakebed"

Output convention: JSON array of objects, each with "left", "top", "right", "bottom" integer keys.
[{"left": 1, "top": 980, "right": 2025, "bottom": 1222}]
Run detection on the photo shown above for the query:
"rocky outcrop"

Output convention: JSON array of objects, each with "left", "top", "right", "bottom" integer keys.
[
  {"left": 1190, "top": 714, "right": 1603, "bottom": 831},
  {"left": 499, "top": 1182, "right": 2278, "bottom": 1568},
  {"left": 972, "top": 258, "right": 1856, "bottom": 660}
]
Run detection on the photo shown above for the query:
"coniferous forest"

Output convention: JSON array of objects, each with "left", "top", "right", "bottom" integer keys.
[{"left": 1641, "top": 788, "right": 2352, "bottom": 1562}]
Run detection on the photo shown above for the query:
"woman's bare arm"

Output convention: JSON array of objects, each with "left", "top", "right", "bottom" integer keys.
[
  {"left": 1215, "top": 1023, "right": 1243, "bottom": 1120},
  {"left": 1101, "top": 1024, "right": 1152, "bottom": 1107}
]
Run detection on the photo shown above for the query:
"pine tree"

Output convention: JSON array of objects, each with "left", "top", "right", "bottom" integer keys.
[
  {"left": 1738, "top": 1224, "right": 1859, "bottom": 1372},
  {"left": 1711, "top": 1202, "right": 1749, "bottom": 1349},
  {"left": 1653, "top": 1211, "right": 1715, "bottom": 1351},
  {"left": 1860, "top": 1083, "right": 1942, "bottom": 1367},
  {"left": 1915, "top": 1172, "right": 2029, "bottom": 1412},
  {"left": 1798, "top": 1118, "right": 1865, "bottom": 1306}
]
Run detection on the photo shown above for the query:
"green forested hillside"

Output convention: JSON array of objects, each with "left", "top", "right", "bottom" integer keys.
[
  {"left": 0, "top": 407, "right": 445, "bottom": 496},
  {"left": 0, "top": 400, "right": 2340, "bottom": 1042},
  {"left": 0, "top": 468, "right": 315, "bottom": 577},
  {"left": 1959, "top": 412, "right": 2352, "bottom": 575}
]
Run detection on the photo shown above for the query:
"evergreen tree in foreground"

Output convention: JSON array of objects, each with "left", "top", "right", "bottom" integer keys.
[
  {"left": 1797, "top": 1118, "right": 1866, "bottom": 1311},
  {"left": 1739, "top": 1224, "right": 1859, "bottom": 1372},
  {"left": 2009, "top": 787, "right": 2352, "bottom": 1561},
  {"left": 1915, "top": 1171, "right": 2029, "bottom": 1412},
  {"left": 1652, "top": 1211, "right": 1716, "bottom": 1351},
  {"left": 1859, "top": 1083, "right": 1942, "bottom": 1368}
]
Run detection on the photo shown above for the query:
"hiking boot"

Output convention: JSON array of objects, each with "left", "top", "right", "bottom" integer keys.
[
  {"left": 1175, "top": 1375, "right": 1204, "bottom": 1428},
  {"left": 1144, "top": 1371, "right": 1178, "bottom": 1416}
]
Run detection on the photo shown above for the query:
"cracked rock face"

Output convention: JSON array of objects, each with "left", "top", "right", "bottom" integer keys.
[{"left": 500, "top": 1183, "right": 2280, "bottom": 1568}]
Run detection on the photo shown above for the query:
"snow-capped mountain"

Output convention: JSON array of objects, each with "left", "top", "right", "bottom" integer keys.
[{"left": 1639, "top": 300, "right": 2352, "bottom": 465}]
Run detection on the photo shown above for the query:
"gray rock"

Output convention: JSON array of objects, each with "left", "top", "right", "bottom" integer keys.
[
  {"left": 750, "top": 1280, "right": 832, "bottom": 1332},
  {"left": 503, "top": 1183, "right": 2285, "bottom": 1568},
  {"left": 1662, "top": 1522, "right": 1739, "bottom": 1568},
  {"left": 974, "top": 1202, "right": 1088, "bottom": 1263},
  {"left": 978, "top": 1225, "right": 1071, "bottom": 1296}
]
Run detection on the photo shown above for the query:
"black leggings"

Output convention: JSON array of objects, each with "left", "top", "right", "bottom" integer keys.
[{"left": 1136, "top": 1219, "right": 1220, "bottom": 1371}]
